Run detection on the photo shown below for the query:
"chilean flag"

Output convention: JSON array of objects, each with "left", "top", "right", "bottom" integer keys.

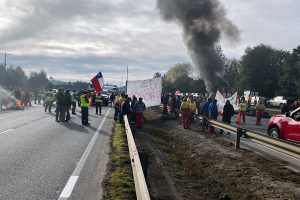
[{"left": 91, "top": 71, "right": 104, "bottom": 93}]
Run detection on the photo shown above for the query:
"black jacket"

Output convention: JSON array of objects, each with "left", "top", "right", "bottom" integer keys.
[{"left": 222, "top": 103, "right": 235, "bottom": 123}]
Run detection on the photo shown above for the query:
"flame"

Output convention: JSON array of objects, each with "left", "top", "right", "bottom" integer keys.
[{"left": 16, "top": 100, "right": 24, "bottom": 110}]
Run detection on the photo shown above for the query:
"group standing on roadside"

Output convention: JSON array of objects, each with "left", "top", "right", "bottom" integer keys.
[{"left": 113, "top": 94, "right": 146, "bottom": 128}]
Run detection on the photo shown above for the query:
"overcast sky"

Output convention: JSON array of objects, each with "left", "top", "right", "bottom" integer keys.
[{"left": 0, "top": 0, "right": 299, "bottom": 85}]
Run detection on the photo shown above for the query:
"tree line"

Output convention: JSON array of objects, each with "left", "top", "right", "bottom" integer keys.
[
  {"left": 0, "top": 65, "right": 90, "bottom": 91},
  {"left": 161, "top": 44, "right": 300, "bottom": 98},
  {"left": 0, "top": 65, "right": 51, "bottom": 90}
]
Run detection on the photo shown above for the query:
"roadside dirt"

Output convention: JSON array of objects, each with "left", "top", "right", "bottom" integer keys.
[{"left": 134, "top": 108, "right": 300, "bottom": 200}]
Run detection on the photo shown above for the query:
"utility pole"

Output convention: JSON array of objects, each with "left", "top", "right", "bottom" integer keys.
[
  {"left": 0, "top": 52, "right": 12, "bottom": 86},
  {"left": 126, "top": 65, "right": 128, "bottom": 95}
]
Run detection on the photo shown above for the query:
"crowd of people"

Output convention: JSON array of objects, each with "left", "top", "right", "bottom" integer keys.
[
  {"left": 113, "top": 93, "right": 146, "bottom": 128},
  {"left": 161, "top": 92, "right": 271, "bottom": 133}
]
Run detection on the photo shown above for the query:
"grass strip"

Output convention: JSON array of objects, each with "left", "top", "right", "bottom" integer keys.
[{"left": 108, "top": 123, "right": 135, "bottom": 200}]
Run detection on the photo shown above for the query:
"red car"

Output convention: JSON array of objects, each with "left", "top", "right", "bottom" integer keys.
[{"left": 268, "top": 107, "right": 300, "bottom": 142}]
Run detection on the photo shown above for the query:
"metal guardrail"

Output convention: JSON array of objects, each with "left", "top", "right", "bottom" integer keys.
[
  {"left": 196, "top": 115, "right": 300, "bottom": 157},
  {"left": 124, "top": 115, "right": 151, "bottom": 200}
]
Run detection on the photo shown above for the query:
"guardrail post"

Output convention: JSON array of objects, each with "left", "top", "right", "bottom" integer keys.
[
  {"left": 202, "top": 116, "right": 208, "bottom": 132},
  {"left": 139, "top": 150, "right": 148, "bottom": 181},
  {"left": 235, "top": 127, "right": 242, "bottom": 149}
]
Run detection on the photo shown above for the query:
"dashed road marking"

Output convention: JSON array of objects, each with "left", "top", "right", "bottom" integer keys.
[
  {"left": 58, "top": 108, "right": 111, "bottom": 200},
  {"left": 0, "top": 129, "right": 14, "bottom": 134}
]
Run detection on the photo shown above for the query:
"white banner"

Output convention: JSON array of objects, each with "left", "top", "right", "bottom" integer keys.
[
  {"left": 215, "top": 91, "right": 239, "bottom": 112},
  {"left": 127, "top": 77, "right": 162, "bottom": 107}
]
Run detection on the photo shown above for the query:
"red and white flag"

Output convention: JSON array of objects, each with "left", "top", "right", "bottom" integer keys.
[{"left": 91, "top": 71, "right": 104, "bottom": 93}]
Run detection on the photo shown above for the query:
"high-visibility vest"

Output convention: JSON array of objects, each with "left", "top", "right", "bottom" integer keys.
[
  {"left": 95, "top": 94, "right": 102, "bottom": 103},
  {"left": 190, "top": 102, "right": 197, "bottom": 112},
  {"left": 180, "top": 101, "right": 190, "bottom": 110},
  {"left": 80, "top": 95, "right": 90, "bottom": 107},
  {"left": 45, "top": 91, "right": 53, "bottom": 102},
  {"left": 239, "top": 102, "right": 247, "bottom": 112}
]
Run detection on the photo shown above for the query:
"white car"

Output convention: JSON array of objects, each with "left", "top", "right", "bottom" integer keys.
[{"left": 268, "top": 96, "right": 287, "bottom": 107}]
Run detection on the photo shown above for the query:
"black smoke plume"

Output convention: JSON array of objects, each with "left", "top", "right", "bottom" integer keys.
[{"left": 157, "top": 0, "right": 239, "bottom": 92}]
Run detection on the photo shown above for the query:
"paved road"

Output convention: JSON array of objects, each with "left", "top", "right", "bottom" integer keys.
[{"left": 0, "top": 105, "right": 114, "bottom": 200}]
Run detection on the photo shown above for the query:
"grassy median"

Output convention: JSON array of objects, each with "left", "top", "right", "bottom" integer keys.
[{"left": 107, "top": 123, "right": 135, "bottom": 200}]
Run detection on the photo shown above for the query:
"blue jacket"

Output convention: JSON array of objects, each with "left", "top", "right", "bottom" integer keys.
[
  {"left": 209, "top": 102, "right": 218, "bottom": 119},
  {"left": 201, "top": 101, "right": 210, "bottom": 117}
]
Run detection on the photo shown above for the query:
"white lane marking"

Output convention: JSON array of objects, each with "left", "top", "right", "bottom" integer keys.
[
  {"left": 59, "top": 176, "right": 79, "bottom": 198},
  {"left": 0, "top": 129, "right": 14, "bottom": 134},
  {"left": 58, "top": 108, "right": 111, "bottom": 199}
]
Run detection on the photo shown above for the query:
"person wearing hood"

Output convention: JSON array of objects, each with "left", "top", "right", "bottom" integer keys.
[
  {"left": 208, "top": 99, "right": 218, "bottom": 133},
  {"left": 64, "top": 89, "right": 72, "bottom": 122},
  {"left": 222, "top": 100, "right": 235, "bottom": 124},
  {"left": 56, "top": 88, "right": 65, "bottom": 122}
]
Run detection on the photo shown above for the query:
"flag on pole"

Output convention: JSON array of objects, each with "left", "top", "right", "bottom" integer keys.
[{"left": 91, "top": 71, "right": 104, "bottom": 93}]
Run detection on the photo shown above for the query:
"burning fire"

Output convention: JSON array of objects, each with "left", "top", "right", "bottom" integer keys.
[{"left": 16, "top": 100, "right": 24, "bottom": 110}]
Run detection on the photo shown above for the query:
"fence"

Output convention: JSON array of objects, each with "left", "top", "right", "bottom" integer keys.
[
  {"left": 124, "top": 115, "right": 151, "bottom": 200},
  {"left": 197, "top": 116, "right": 300, "bottom": 158}
]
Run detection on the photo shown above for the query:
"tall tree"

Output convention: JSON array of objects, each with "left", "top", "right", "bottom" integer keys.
[
  {"left": 223, "top": 59, "right": 240, "bottom": 92},
  {"left": 163, "top": 63, "right": 206, "bottom": 94},
  {"left": 238, "top": 44, "right": 289, "bottom": 98},
  {"left": 279, "top": 46, "right": 300, "bottom": 97}
]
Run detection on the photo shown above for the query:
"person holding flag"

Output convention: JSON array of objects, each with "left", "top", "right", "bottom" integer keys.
[{"left": 91, "top": 71, "right": 104, "bottom": 93}]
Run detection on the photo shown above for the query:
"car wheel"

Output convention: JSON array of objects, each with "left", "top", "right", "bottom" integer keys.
[{"left": 268, "top": 127, "right": 280, "bottom": 139}]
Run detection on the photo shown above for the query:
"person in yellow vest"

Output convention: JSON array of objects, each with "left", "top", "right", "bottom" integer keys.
[
  {"left": 180, "top": 97, "right": 190, "bottom": 129},
  {"left": 95, "top": 93, "right": 102, "bottom": 115},
  {"left": 239, "top": 97, "right": 247, "bottom": 124},
  {"left": 255, "top": 100, "right": 265, "bottom": 125},
  {"left": 114, "top": 93, "right": 125, "bottom": 121},
  {"left": 44, "top": 89, "right": 54, "bottom": 113},
  {"left": 80, "top": 90, "right": 90, "bottom": 126},
  {"left": 71, "top": 90, "right": 77, "bottom": 115},
  {"left": 189, "top": 98, "right": 197, "bottom": 123}
]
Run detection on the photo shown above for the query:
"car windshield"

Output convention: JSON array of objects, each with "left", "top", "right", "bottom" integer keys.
[{"left": 101, "top": 91, "right": 108, "bottom": 95}]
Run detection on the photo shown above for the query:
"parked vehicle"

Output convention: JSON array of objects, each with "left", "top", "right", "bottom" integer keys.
[
  {"left": 250, "top": 96, "right": 266, "bottom": 106},
  {"left": 267, "top": 107, "right": 300, "bottom": 142},
  {"left": 267, "top": 96, "right": 287, "bottom": 108}
]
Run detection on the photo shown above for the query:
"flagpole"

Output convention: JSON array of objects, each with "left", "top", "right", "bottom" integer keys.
[{"left": 126, "top": 65, "right": 128, "bottom": 95}]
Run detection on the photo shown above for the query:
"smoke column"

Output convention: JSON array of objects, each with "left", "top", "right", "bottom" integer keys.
[
  {"left": 157, "top": 0, "right": 239, "bottom": 92},
  {"left": 0, "top": 87, "right": 16, "bottom": 108}
]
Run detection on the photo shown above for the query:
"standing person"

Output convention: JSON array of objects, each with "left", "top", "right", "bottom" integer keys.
[
  {"left": 55, "top": 88, "right": 65, "bottom": 122},
  {"left": 114, "top": 93, "right": 125, "bottom": 121},
  {"left": 80, "top": 90, "right": 90, "bottom": 126},
  {"left": 239, "top": 98, "right": 247, "bottom": 124},
  {"left": 180, "top": 98, "right": 190, "bottom": 129},
  {"left": 135, "top": 97, "right": 146, "bottom": 128},
  {"left": 34, "top": 90, "right": 38, "bottom": 104},
  {"left": 247, "top": 95, "right": 252, "bottom": 108},
  {"left": 131, "top": 95, "right": 137, "bottom": 123},
  {"left": 208, "top": 99, "right": 218, "bottom": 133},
  {"left": 162, "top": 93, "right": 169, "bottom": 114},
  {"left": 121, "top": 97, "right": 131, "bottom": 124},
  {"left": 109, "top": 92, "right": 116, "bottom": 107},
  {"left": 71, "top": 90, "right": 77, "bottom": 115},
  {"left": 38, "top": 89, "right": 43, "bottom": 104},
  {"left": 255, "top": 100, "right": 265, "bottom": 125},
  {"left": 95, "top": 93, "right": 102, "bottom": 115},
  {"left": 64, "top": 89, "right": 72, "bottom": 122},
  {"left": 44, "top": 89, "right": 54, "bottom": 113},
  {"left": 189, "top": 98, "right": 197, "bottom": 123},
  {"left": 253, "top": 96, "right": 257, "bottom": 107},
  {"left": 222, "top": 100, "right": 235, "bottom": 124}
]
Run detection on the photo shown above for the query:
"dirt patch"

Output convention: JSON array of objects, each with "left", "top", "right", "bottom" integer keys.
[{"left": 134, "top": 108, "right": 300, "bottom": 200}]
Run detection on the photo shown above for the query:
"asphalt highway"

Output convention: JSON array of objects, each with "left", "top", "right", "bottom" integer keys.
[{"left": 0, "top": 105, "right": 114, "bottom": 200}]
